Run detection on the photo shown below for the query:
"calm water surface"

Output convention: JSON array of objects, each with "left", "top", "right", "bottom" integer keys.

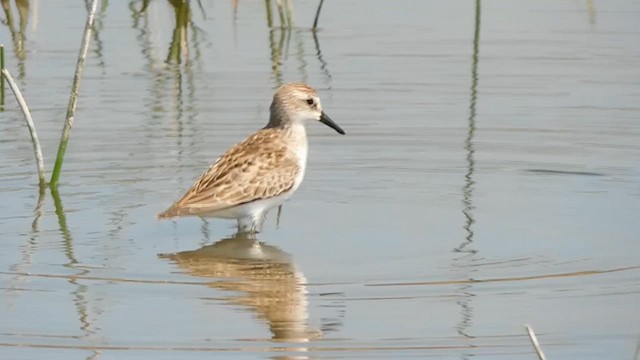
[{"left": 1, "top": 0, "right": 639, "bottom": 359}]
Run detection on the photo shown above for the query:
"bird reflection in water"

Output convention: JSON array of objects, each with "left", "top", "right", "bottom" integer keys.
[{"left": 159, "top": 232, "right": 319, "bottom": 343}]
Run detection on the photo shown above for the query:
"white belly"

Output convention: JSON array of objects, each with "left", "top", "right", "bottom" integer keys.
[{"left": 211, "top": 189, "right": 296, "bottom": 219}]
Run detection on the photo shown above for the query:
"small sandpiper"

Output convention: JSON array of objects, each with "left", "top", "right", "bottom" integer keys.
[{"left": 157, "top": 82, "right": 345, "bottom": 232}]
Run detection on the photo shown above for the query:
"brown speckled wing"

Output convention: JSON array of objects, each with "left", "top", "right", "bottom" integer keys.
[{"left": 157, "top": 129, "right": 300, "bottom": 219}]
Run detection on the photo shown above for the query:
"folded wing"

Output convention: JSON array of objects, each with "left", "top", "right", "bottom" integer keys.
[{"left": 157, "top": 129, "right": 299, "bottom": 219}]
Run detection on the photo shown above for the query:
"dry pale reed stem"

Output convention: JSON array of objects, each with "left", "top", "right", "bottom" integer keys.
[
  {"left": 1, "top": 68, "right": 46, "bottom": 188},
  {"left": 50, "top": 0, "right": 100, "bottom": 187},
  {"left": 525, "top": 324, "right": 548, "bottom": 360},
  {"left": 284, "top": 0, "right": 294, "bottom": 27},
  {"left": 275, "top": 0, "right": 289, "bottom": 28}
]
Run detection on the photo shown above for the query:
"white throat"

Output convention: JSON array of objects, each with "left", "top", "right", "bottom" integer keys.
[{"left": 287, "top": 123, "right": 309, "bottom": 193}]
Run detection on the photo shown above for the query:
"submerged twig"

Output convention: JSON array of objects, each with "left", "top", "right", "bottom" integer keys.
[
  {"left": 50, "top": 0, "right": 99, "bottom": 187},
  {"left": 1, "top": 68, "right": 46, "bottom": 188},
  {"left": 312, "top": 0, "right": 325, "bottom": 29},
  {"left": 525, "top": 324, "right": 548, "bottom": 360}
]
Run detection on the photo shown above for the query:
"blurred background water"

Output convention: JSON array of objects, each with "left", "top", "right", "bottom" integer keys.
[{"left": 1, "top": 0, "right": 639, "bottom": 359}]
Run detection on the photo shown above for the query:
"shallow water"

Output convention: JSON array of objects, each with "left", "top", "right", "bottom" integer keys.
[{"left": 1, "top": 0, "right": 639, "bottom": 359}]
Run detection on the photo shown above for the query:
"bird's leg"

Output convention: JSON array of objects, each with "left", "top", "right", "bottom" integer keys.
[
  {"left": 237, "top": 216, "right": 254, "bottom": 234},
  {"left": 237, "top": 212, "right": 267, "bottom": 234},
  {"left": 246, "top": 231, "right": 261, "bottom": 248},
  {"left": 256, "top": 211, "right": 267, "bottom": 230},
  {"left": 276, "top": 205, "right": 283, "bottom": 229}
]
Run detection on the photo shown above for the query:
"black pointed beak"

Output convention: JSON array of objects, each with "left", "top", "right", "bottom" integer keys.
[{"left": 319, "top": 111, "right": 345, "bottom": 135}]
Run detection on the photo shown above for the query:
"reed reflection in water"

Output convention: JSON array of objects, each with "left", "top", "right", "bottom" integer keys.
[
  {"left": 452, "top": 1, "right": 481, "bottom": 357},
  {"left": 159, "top": 232, "right": 319, "bottom": 343},
  {"left": 1, "top": 0, "right": 29, "bottom": 80}
]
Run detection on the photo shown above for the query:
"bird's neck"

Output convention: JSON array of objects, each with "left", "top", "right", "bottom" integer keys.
[
  {"left": 280, "top": 123, "right": 308, "bottom": 167},
  {"left": 283, "top": 122, "right": 308, "bottom": 144},
  {"left": 286, "top": 124, "right": 309, "bottom": 182},
  {"left": 266, "top": 99, "right": 291, "bottom": 128}
]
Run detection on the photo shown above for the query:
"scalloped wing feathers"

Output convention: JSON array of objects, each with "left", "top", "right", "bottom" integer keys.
[{"left": 157, "top": 129, "right": 300, "bottom": 219}]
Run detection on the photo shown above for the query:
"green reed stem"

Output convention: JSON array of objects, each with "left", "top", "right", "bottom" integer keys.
[
  {"left": 264, "top": 0, "right": 274, "bottom": 28},
  {"left": 50, "top": 0, "right": 99, "bottom": 187},
  {"left": 2, "top": 68, "right": 46, "bottom": 189}
]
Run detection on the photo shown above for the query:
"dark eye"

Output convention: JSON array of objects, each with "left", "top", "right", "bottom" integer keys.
[{"left": 306, "top": 98, "right": 314, "bottom": 105}]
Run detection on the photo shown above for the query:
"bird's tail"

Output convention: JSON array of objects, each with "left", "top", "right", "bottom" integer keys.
[{"left": 157, "top": 206, "right": 179, "bottom": 220}]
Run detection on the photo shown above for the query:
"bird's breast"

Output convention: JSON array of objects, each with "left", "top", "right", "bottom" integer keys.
[{"left": 286, "top": 126, "right": 309, "bottom": 193}]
